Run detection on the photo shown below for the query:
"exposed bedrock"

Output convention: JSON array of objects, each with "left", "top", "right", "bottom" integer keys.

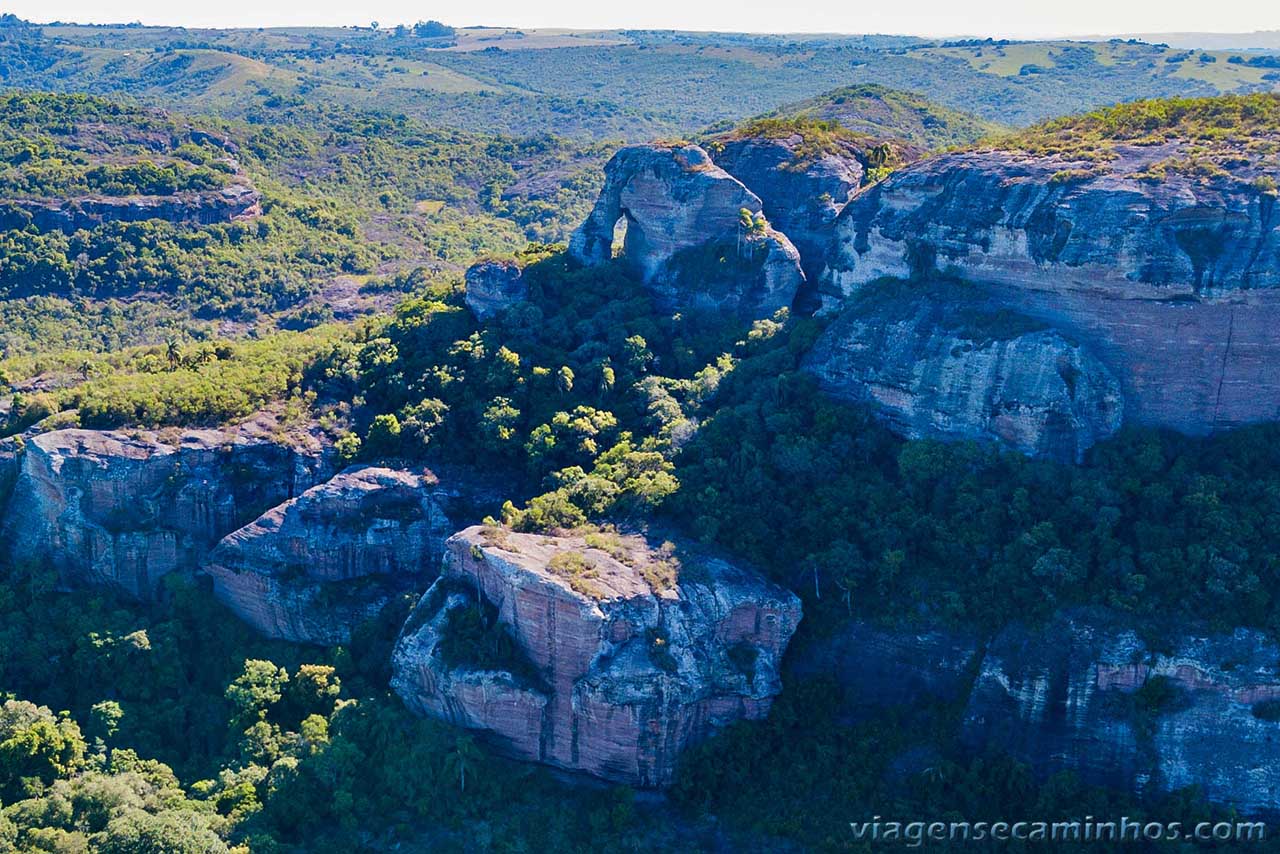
[
  {"left": 207, "top": 466, "right": 455, "bottom": 645},
  {"left": 709, "top": 133, "right": 866, "bottom": 284},
  {"left": 464, "top": 258, "right": 528, "bottom": 321},
  {"left": 962, "top": 611, "right": 1280, "bottom": 816},
  {"left": 568, "top": 143, "right": 804, "bottom": 320},
  {"left": 0, "top": 427, "right": 329, "bottom": 600},
  {"left": 0, "top": 184, "right": 262, "bottom": 233},
  {"left": 820, "top": 146, "right": 1280, "bottom": 434},
  {"left": 803, "top": 290, "right": 1124, "bottom": 461},
  {"left": 793, "top": 610, "right": 1280, "bottom": 815},
  {"left": 391, "top": 525, "right": 802, "bottom": 786}
]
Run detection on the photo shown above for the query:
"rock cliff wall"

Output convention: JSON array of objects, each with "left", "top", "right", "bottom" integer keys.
[
  {"left": 803, "top": 290, "right": 1124, "bottom": 461},
  {"left": 0, "top": 427, "right": 328, "bottom": 599},
  {"left": 820, "top": 144, "right": 1280, "bottom": 435},
  {"left": 207, "top": 466, "right": 455, "bottom": 645},
  {"left": 391, "top": 526, "right": 802, "bottom": 786},
  {"left": 1, "top": 184, "right": 262, "bottom": 233}
]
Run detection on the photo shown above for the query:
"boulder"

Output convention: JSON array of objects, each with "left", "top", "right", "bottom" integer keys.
[
  {"left": 207, "top": 466, "right": 454, "bottom": 645},
  {"left": 1, "top": 427, "right": 328, "bottom": 600},
  {"left": 568, "top": 143, "right": 804, "bottom": 320},
  {"left": 820, "top": 141, "right": 1280, "bottom": 435},
  {"left": 391, "top": 525, "right": 802, "bottom": 786},
  {"left": 464, "top": 259, "right": 527, "bottom": 321},
  {"left": 803, "top": 289, "right": 1124, "bottom": 461}
]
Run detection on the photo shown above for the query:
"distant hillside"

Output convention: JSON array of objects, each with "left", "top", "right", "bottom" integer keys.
[
  {"left": 755, "top": 84, "right": 1006, "bottom": 149},
  {"left": 0, "top": 21, "right": 1277, "bottom": 140}
]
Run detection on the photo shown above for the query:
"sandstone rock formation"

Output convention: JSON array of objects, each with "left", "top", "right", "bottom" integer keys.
[
  {"left": 391, "top": 525, "right": 801, "bottom": 786},
  {"left": 0, "top": 437, "right": 20, "bottom": 509},
  {"left": 464, "top": 259, "right": 527, "bottom": 320},
  {"left": 568, "top": 143, "right": 804, "bottom": 320},
  {"left": 961, "top": 611, "right": 1280, "bottom": 815},
  {"left": 207, "top": 466, "right": 454, "bottom": 645},
  {"left": 0, "top": 184, "right": 262, "bottom": 233},
  {"left": 804, "top": 289, "right": 1124, "bottom": 461},
  {"left": 819, "top": 142, "right": 1280, "bottom": 434},
  {"left": 1, "top": 427, "right": 328, "bottom": 600},
  {"left": 709, "top": 132, "right": 867, "bottom": 285}
]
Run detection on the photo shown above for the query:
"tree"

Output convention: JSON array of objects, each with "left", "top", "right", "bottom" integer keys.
[
  {"left": 164, "top": 337, "right": 182, "bottom": 371},
  {"left": 444, "top": 734, "right": 483, "bottom": 794},
  {"left": 225, "top": 660, "right": 288, "bottom": 729},
  {"left": 556, "top": 365, "right": 574, "bottom": 396}
]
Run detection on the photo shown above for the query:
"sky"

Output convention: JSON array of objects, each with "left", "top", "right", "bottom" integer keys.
[{"left": 4, "top": 0, "right": 1278, "bottom": 40}]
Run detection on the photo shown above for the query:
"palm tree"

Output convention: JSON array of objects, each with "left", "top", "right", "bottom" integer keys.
[
  {"left": 444, "top": 734, "right": 483, "bottom": 794},
  {"left": 165, "top": 337, "right": 182, "bottom": 371}
]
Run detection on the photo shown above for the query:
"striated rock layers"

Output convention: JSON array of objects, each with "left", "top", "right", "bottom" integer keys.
[
  {"left": 568, "top": 143, "right": 803, "bottom": 320},
  {"left": 0, "top": 427, "right": 328, "bottom": 600},
  {"left": 794, "top": 609, "right": 1280, "bottom": 814},
  {"left": 820, "top": 144, "right": 1280, "bottom": 435},
  {"left": 0, "top": 184, "right": 262, "bottom": 233},
  {"left": 803, "top": 289, "right": 1124, "bottom": 461},
  {"left": 962, "top": 611, "right": 1280, "bottom": 815},
  {"left": 391, "top": 525, "right": 802, "bottom": 786},
  {"left": 207, "top": 466, "right": 454, "bottom": 645},
  {"left": 464, "top": 258, "right": 528, "bottom": 320},
  {"left": 709, "top": 132, "right": 867, "bottom": 284}
]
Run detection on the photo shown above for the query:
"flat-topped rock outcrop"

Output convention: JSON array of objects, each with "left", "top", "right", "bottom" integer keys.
[
  {"left": 0, "top": 426, "right": 328, "bottom": 599},
  {"left": 207, "top": 466, "right": 454, "bottom": 645},
  {"left": 391, "top": 525, "right": 801, "bottom": 786},
  {"left": 818, "top": 96, "right": 1280, "bottom": 436},
  {"left": 568, "top": 143, "right": 803, "bottom": 320}
]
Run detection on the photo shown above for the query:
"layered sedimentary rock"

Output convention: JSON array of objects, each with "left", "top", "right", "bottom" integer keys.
[
  {"left": 391, "top": 525, "right": 801, "bottom": 786},
  {"left": 0, "top": 438, "right": 20, "bottom": 509},
  {"left": 820, "top": 143, "right": 1280, "bottom": 434},
  {"left": 207, "top": 466, "right": 454, "bottom": 645},
  {"left": 464, "top": 259, "right": 527, "bottom": 320},
  {"left": 0, "top": 184, "right": 262, "bottom": 233},
  {"left": 962, "top": 611, "right": 1280, "bottom": 815},
  {"left": 569, "top": 143, "right": 804, "bottom": 319},
  {"left": 1, "top": 427, "right": 328, "bottom": 599},
  {"left": 804, "top": 290, "right": 1124, "bottom": 461},
  {"left": 709, "top": 132, "right": 867, "bottom": 284}
]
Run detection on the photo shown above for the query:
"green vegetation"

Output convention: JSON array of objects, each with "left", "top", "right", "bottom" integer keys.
[
  {"left": 754, "top": 83, "right": 1007, "bottom": 149},
  {"left": 995, "top": 92, "right": 1280, "bottom": 164}
]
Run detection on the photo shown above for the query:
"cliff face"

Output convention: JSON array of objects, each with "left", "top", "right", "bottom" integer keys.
[
  {"left": 962, "top": 612, "right": 1280, "bottom": 815},
  {"left": 1, "top": 184, "right": 262, "bottom": 233},
  {"left": 803, "top": 291, "right": 1124, "bottom": 461},
  {"left": 568, "top": 143, "right": 803, "bottom": 320},
  {"left": 391, "top": 526, "right": 802, "bottom": 786},
  {"left": 795, "top": 609, "right": 1280, "bottom": 815},
  {"left": 207, "top": 466, "right": 454, "bottom": 645},
  {"left": 709, "top": 134, "right": 866, "bottom": 285},
  {"left": 0, "top": 427, "right": 328, "bottom": 600},
  {"left": 820, "top": 144, "right": 1280, "bottom": 434}
]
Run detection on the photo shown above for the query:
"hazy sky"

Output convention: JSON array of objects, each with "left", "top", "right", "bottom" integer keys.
[{"left": 6, "top": 0, "right": 1279, "bottom": 39}]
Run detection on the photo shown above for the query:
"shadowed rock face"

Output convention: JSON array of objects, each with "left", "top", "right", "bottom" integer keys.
[
  {"left": 0, "top": 427, "right": 328, "bottom": 600},
  {"left": 820, "top": 145, "right": 1280, "bottom": 434},
  {"left": 710, "top": 134, "right": 866, "bottom": 285},
  {"left": 804, "top": 291, "right": 1124, "bottom": 461},
  {"left": 464, "top": 259, "right": 527, "bottom": 321},
  {"left": 961, "top": 611, "right": 1280, "bottom": 815},
  {"left": 207, "top": 466, "right": 455, "bottom": 645},
  {"left": 568, "top": 143, "right": 804, "bottom": 320},
  {"left": 391, "top": 525, "right": 802, "bottom": 786}
]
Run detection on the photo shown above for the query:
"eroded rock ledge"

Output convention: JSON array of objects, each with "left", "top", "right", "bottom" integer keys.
[
  {"left": 207, "top": 466, "right": 455, "bottom": 645},
  {"left": 391, "top": 525, "right": 802, "bottom": 786}
]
